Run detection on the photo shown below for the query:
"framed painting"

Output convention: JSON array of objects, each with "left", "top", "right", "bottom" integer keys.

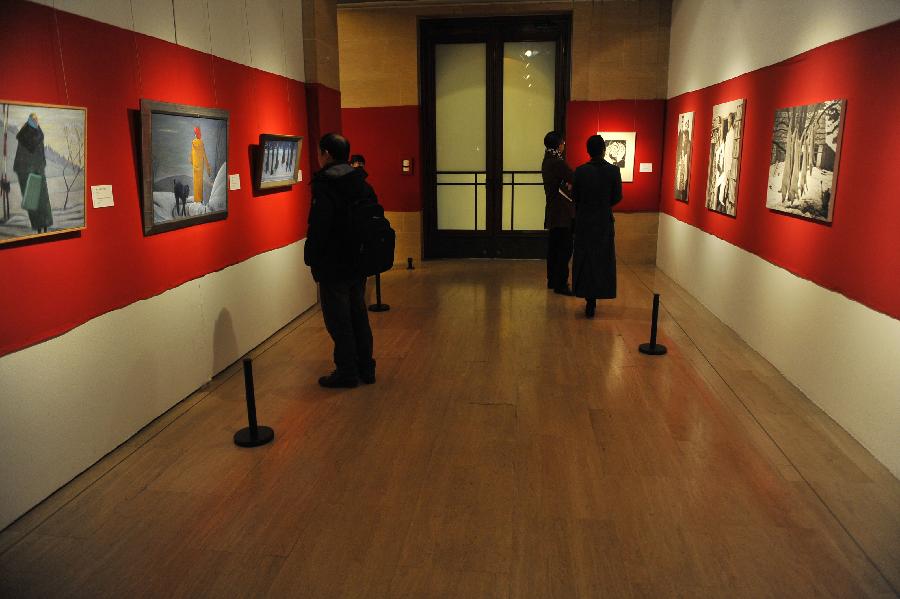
[
  {"left": 766, "top": 99, "right": 845, "bottom": 223},
  {"left": 0, "top": 100, "right": 86, "bottom": 245},
  {"left": 257, "top": 134, "right": 303, "bottom": 189},
  {"left": 674, "top": 111, "right": 693, "bottom": 201},
  {"left": 140, "top": 99, "right": 229, "bottom": 235},
  {"left": 599, "top": 131, "right": 636, "bottom": 182},
  {"left": 705, "top": 99, "right": 745, "bottom": 217}
]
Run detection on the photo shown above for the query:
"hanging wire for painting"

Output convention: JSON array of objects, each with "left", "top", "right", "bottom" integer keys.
[
  {"left": 130, "top": 0, "right": 146, "bottom": 99},
  {"left": 52, "top": 9, "right": 71, "bottom": 105},
  {"left": 206, "top": 0, "right": 218, "bottom": 106}
]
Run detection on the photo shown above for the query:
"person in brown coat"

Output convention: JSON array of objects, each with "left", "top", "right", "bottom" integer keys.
[
  {"left": 541, "top": 131, "right": 575, "bottom": 295},
  {"left": 572, "top": 134, "right": 622, "bottom": 318}
]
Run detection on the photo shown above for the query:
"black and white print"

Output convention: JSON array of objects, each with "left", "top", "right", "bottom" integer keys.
[
  {"left": 674, "top": 111, "right": 693, "bottom": 201},
  {"left": 599, "top": 131, "right": 635, "bottom": 182},
  {"left": 766, "top": 99, "right": 845, "bottom": 222},
  {"left": 705, "top": 99, "right": 745, "bottom": 216}
]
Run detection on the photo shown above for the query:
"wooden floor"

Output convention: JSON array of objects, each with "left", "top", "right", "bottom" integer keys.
[{"left": 1, "top": 260, "right": 898, "bottom": 598}]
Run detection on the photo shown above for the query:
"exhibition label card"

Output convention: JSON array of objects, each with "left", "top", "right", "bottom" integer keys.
[
  {"left": 229, "top": 174, "right": 241, "bottom": 190},
  {"left": 639, "top": 163, "right": 653, "bottom": 173},
  {"left": 297, "top": 170, "right": 303, "bottom": 182},
  {"left": 91, "top": 185, "right": 114, "bottom": 208}
]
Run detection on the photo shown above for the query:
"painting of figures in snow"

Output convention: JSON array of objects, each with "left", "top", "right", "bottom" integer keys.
[
  {"left": 705, "top": 99, "right": 745, "bottom": 216},
  {"left": 0, "top": 101, "right": 86, "bottom": 245},
  {"left": 674, "top": 112, "right": 693, "bottom": 201},
  {"left": 258, "top": 134, "right": 302, "bottom": 189},
  {"left": 599, "top": 131, "right": 636, "bottom": 182},
  {"left": 140, "top": 100, "right": 228, "bottom": 235},
  {"left": 766, "top": 99, "right": 845, "bottom": 222}
]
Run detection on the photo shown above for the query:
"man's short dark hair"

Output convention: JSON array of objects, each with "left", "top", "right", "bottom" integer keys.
[
  {"left": 319, "top": 133, "right": 350, "bottom": 163},
  {"left": 586, "top": 134, "right": 606, "bottom": 159},
  {"left": 544, "top": 131, "right": 563, "bottom": 149},
  {"left": 350, "top": 154, "right": 366, "bottom": 165}
]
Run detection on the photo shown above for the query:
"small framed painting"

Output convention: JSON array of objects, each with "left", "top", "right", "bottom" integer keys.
[
  {"left": 140, "top": 99, "right": 229, "bottom": 235},
  {"left": 674, "top": 112, "right": 694, "bottom": 201},
  {"left": 257, "top": 134, "right": 303, "bottom": 189},
  {"left": 599, "top": 131, "right": 636, "bottom": 182},
  {"left": 0, "top": 100, "right": 87, "bottom": 245}
]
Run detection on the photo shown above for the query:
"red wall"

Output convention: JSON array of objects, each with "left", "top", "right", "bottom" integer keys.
[
  {"left": 566, "top": 100, "right": 666, "bottom": 212},
  {"left": 306, "top": 83, "right": 343, "bottom": 159},
  {"left": 341, "top": 106, "right": 421, "bottom": 212},
  {"left": 0, "top": 2, "right": 313, "bottom": 357},
  {"left": 660, "top": 21, "right": 900, "bottom": 320}
]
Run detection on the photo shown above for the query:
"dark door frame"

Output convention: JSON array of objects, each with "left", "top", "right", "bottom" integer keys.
[{"left": 419, "top": 14, "right": 572, "bottom": 259}]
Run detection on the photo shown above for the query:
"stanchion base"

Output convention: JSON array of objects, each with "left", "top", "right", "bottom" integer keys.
[
  {"left": 369, "top": 303, "right": 390, "bottom": 312},
  {"left": 638, "top": 343, "right": 667, "bottom": 356},
  {"left": 234, "top": 426, "right": 275, "bottom": 447}
]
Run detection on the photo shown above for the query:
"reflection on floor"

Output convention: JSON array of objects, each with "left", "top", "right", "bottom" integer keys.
[{"left": 1, "top": 260, "right": 898, "bottom": 598}]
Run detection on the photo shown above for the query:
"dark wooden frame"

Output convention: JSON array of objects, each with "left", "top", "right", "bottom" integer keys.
[
  {"left": 257, "top": 133, "right": 303, "bottom": 190},
  {"left": 420, "top": 14, "right": 572, "bottom": 259},
  {"left": 140, "top": 99, "right": 229, "bottom": 236}
]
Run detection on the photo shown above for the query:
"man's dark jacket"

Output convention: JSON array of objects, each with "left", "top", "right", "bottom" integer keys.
[
  {"left": 541, "top": 152, "right": 574, "bottom": 229},
  {"left": 304, "top": 162, "right": 377, "bottom": 283}
]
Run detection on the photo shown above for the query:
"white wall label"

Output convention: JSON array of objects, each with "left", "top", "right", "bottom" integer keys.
[
  {"left": 228, "top": 174, "right": 241, "bottom": 190},
  {"left": 639, "top": 163, "right": 653, "bottom": 173},
  {"left": 90, "top": 185, "right": 114, "bottom": 208},
  {"left": 297, "top": 170, "right": 302, "bottom": 182}
]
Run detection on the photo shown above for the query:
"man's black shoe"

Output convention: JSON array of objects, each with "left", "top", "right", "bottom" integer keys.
[
  {"left": 554, "top": 286, "right": 574, "bottom": 296},
  {"left": 318, "top": 371, "right": 359, "bottom": 388},
  {"left": 585, "top": 300, "right": 596, "bottom": 318}
]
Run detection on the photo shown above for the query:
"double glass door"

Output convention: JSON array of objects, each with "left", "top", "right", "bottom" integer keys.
[{"left": 421, "top": 16, "right": 571, "bottom": 258}]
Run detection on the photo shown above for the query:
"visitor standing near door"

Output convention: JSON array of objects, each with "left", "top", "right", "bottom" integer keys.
[
  {"left": 572, "top": 134, "right": 622, "bottom": 318},
  {"left": 305, "top": 133, "right": 377, "bottom": 388},
  {"left": 542, "top": 131, "right": 575, "bottom": 295}
]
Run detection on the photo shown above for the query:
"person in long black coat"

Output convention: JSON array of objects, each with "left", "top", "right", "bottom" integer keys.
[
  {"left": 541, "top": 130, "right": 574, "bottom": 294},
  {"left": 572, "top": 134, "right": 622, "bottom": 318},
  {"left": 13, "top": 113, "right": 53, "bottom": 233}
]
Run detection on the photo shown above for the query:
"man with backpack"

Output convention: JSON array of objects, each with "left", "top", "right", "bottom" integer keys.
[{"left": 305, "top": 133, "right": 392, "bottom": 388}]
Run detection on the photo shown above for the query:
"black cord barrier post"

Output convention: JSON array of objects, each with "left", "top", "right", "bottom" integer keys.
[
  {"left": 407, "top": 257, "right": 415, "bottom": 270},
  {"left": 368, "top": 273, "right": 390, "bottom": 312},
  {"left": 638, "top": 293, "right": 668, "bottom": 356},
  {"left": 234, "top": 358, "right": 275, "bottom": 447}
]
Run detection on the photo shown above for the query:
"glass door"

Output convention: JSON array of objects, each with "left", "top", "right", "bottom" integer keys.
[{"left": 421, "top": 16, "right": 571, "bottom": 259}]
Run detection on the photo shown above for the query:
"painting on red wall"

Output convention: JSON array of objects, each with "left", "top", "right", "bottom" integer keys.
[
  {"left": 599, "top": 131, "right": 635, "bottom": 182},
  {"left": 766, "top": 99, "right": 845, "bottom": 223},
  {"left": 140, "top": 99, "right": 229, "bottom": 235},
  {"left": 0, "top": 100, "right": 86, "bottom": 245},
  {"left": 674, "top": 111, "right": 693, "bottom": 201},
  {"left": 705, "top": 99, "right": 745, "bottom": 217},
  {"left": 257, "top": 134, "right": 302, "bottom": 190}
]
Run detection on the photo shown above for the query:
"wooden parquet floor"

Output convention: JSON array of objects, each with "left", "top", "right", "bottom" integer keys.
[{"left": 1, "top": 260, "right": 898, "bottom": 598}]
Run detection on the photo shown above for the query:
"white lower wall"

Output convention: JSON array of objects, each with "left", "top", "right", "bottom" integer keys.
[
  {"left": 656, "top": 214, "right": 900, "bottom": 478},
  {"left": 0, "top": 240, "right": 317, "bottom": 530}
]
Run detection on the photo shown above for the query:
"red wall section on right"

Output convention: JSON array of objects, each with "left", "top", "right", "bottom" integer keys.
[{"left": 660, "top": 20, "right": 900, "bottom": 320}]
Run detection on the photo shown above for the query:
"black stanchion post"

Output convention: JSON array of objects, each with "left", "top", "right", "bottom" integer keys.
[
  {"left": 407, "top": 257, "right": 414, "bottom": 270},
  {"left": 639, "top": 293, "right": 668, "bottom": 356},
  {"left": 234, "top": 358, "right": 275, "bottom": 447},
  {"left": 368, "top": 273, "right": 390, "bottom": 312}
]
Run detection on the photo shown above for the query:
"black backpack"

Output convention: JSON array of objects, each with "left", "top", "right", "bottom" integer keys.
[{"left": 349, "top": 194, "right": 396, "bottom": 276}]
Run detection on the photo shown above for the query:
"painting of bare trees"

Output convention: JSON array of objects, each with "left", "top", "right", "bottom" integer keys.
[
  {"left": 674, "top": 112, "right": 693, "bottom": 201},
  {"left": 766, "top": 99, "right": 845, "bottom": 222},
  {"left": 0, "top": 100, "right": 86, "bottom": 244}
]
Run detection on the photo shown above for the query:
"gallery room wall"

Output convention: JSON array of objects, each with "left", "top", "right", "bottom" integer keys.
[
  {"left": 0, "top": 0, "right": 319, "bottom": 530},
  {"left": 337, "top": 0, "right": 672, "bottom": 265},
  {"left": 660, "top": 0, "right": 900, "bottom": 476}
]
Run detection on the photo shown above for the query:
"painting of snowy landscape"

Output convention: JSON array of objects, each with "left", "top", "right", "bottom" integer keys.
[
  {"left": 258, "top": 135, "right": 302, "bottom": 189},
  {"left": 705, "top": 99, "right": 745, "bottom": 217},
  {"left": 766, "top": 99, "right": 845, "bottom": 222},
  {"left": 140, "top": 100, "right": 228, "bottom": 235},
  {"left": 600, "top": 131, "right": 636, "bottom": 182},
  {"left": 0, "top": 101, "right": 86, "bottom": 244}
]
